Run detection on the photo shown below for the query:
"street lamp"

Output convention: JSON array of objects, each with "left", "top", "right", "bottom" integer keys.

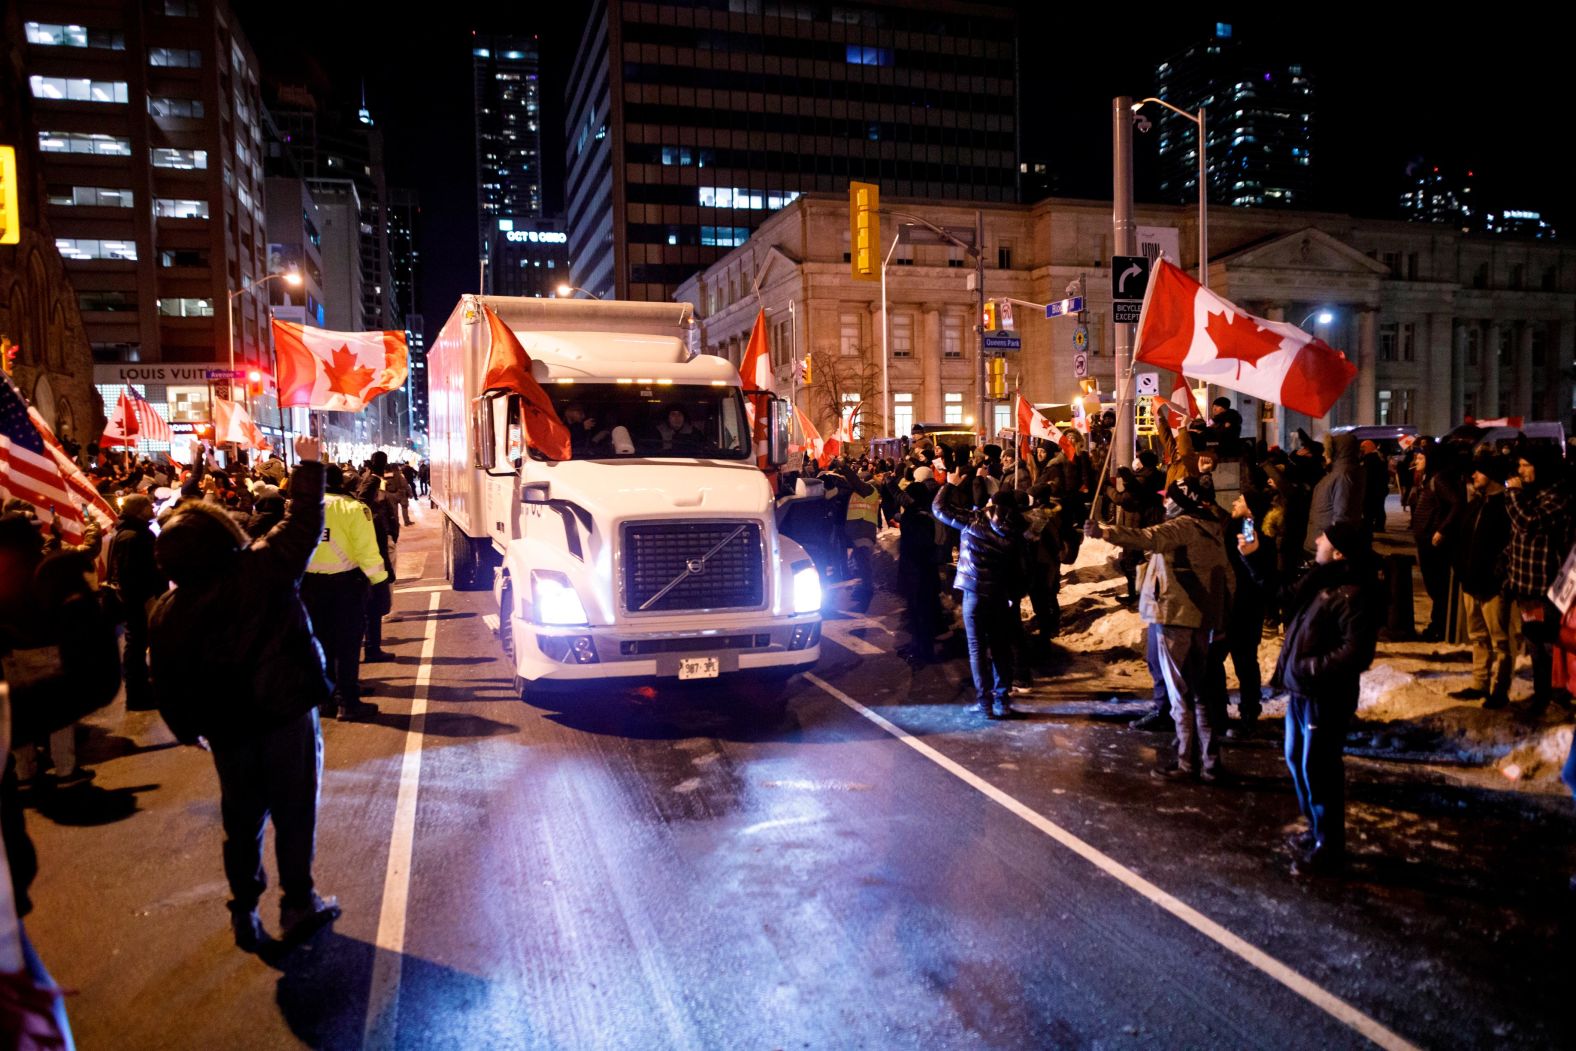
[
  {"left": 1300, "top": 309, "right": 1335, "bottom": 328},
  {"left": 879, "top": 228, "right": 903, "bottom": 438},
  {"left": 555, "top": 283, "right": 602, "bottom": 300},
  {"left": 226, "top": 270, "right": 301, "bottom": 448},
  {"left": 1131, "top": 97, "right": 1208, "bottom": 289}
]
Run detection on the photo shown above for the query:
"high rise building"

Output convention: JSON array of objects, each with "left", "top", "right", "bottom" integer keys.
[
  {"left": 474, "top": 33, "right": 543, "bottom": 278},
  {"left": 487, "top": 218, "right": 569, "bottom": 299},
  {"left": 388, "top": 187, "right": 425, "bottom": 442},
  {"left": 565, "top": 0, "right": 1019, "bottom": 302},
  {"left": 20, "top": 0, "right": 270, "bottom": 444},
  {"left": 1399, "top": 163, "right": 1475, "bottom": 231},
  {"left": 1153, "top": 22, "right": 1313, "bottom": 209}
]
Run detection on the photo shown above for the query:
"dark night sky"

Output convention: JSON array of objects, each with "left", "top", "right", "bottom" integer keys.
[{"left": 234, "top": 1, "right": 1562, "bottom": 330}]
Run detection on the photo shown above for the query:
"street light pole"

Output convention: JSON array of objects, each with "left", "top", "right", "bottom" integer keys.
[
  {"left": 974, "top": 208, "right": 986, "bottom": 438},
  {"left": 879, "top": 229, "right": 901, "bottom": 438},
  {"left": 556, "top": 284, "right": 603, "bottom": 300},
  {"left": 1132, "top": 97, "right": 1209, "bottom": 290},
  {"left": 1112, "top": 97, "right": 1138, "bottom": 475}
]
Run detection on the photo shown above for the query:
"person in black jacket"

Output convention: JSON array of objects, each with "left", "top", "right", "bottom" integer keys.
[
  {"left": 897, "top": 467, "right": 943, "bottom": 663},
  {"left": 1272, "top": 521, "right": 1380, "bottom": 876},
  {"left": 933, "top": 471, "right": 1030, "bottom": 718},
  {"left": 149, "top": 436, "right": 341, "bottom": 951},
  {"left": 1451, "top": 453, "right": 1513, "bottom": 706},
  {"left": 1410, "top": 443, "right": 1466, "bottom": 641},
  {"left": 108, "top": 493, "right": 166, "bottom": 711}
]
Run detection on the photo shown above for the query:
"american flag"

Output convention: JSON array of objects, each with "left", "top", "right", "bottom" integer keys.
[
  {"left": 102, "top": 387, "right": 173, "bottom": 446},
  {"left": 0, "top": 372, "right": 86, "bottom": 544}
]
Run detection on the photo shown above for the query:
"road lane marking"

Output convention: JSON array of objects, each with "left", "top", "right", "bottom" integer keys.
[
  {"left": 804, "top": 672, "right": 1421, "bottom": 1051},
  {"left": 362, "top": 591, "right": 441, "bottom": 1050},
  {"left": 394, "top": 584, "right": 449, "bottom": 594},
  {"left": 820, "top": 622, "right": 883, "bottom": 656}
]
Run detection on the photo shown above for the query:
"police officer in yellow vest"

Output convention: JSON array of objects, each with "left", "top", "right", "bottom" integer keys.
[
  {"left": 837, "top": 466, "right": 881, "bottom": 612},
  {"left": 301, "top": 463, "right": 387, "bottom": 720}
]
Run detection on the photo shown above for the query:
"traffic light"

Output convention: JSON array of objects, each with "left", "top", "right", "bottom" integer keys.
[
  {"left": 849, "top": 181, "right": 880, "bottom": 281},
  {"left": 982, "top": 300, "right": 1000, "bottom": 332},
  {"left": 987, "top": 356, "right": 1007, "bottom": 399},
  {"left": 247, "top": 368, "right": 264, "bottom": 398},
  {"left": 0, "top": 337, "right": 17, "bottom": 375},
  {"left": 800, "top": 352, "right": 813, "bottom": 384}
]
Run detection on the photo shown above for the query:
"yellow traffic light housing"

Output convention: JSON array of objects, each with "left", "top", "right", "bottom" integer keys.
[
  {"left": 987, "top": 356, "right": 1007, "bottom": 399},
  {"left": 982, "top": 300, "right": 1000, "bottom": 331},
  {"left": 849, "top": 181, "right": 880, "bottom": 281}
]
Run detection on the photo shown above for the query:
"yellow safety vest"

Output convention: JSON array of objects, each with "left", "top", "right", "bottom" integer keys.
[
  {"left": 307, "top": 493, "right": 389, "bottom": 583},
  {"left": 847, "top": 488, "right": 880, "bottom": 526}
]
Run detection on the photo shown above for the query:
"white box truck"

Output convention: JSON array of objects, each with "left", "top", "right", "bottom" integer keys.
[{"left": 428, "top": 295, "right": 821, "bottom": 713}]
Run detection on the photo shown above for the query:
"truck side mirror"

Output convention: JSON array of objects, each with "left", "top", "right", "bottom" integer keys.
[{"left": 767, "top": 397, "right": 791, "bottom": 467}]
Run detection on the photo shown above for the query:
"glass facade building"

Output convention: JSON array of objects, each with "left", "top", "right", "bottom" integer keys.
[{"left": 565, "top": 0, "right": 1019, "bottom": 302}]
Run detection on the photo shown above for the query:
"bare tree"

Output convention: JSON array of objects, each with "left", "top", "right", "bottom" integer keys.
[{"left": 808, "top": 345, "right": 883, "bottom": 441}]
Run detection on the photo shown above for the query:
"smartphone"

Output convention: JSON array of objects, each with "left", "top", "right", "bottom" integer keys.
[{"left": 1242, "top": 517, "right": 1256, "bottom": 544}]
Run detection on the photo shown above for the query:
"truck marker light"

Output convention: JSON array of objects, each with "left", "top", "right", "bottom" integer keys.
[
  {"left": 615, "top": 378, "right": 634, "bottom": 384},
  {"left": 555, "top": 378, "right": 575, "bottom": 385}
]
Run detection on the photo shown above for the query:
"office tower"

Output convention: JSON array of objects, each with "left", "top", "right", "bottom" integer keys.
[
  {"left": 1154, "top": 22, "right": 1313, "bottom": 208},
  {"left": 565, "top": 0, "right": 1019, "bottom": 302}
]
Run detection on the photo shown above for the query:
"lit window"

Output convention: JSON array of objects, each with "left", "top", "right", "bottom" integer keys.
[
  {"left": 944, "top": 392, "right": 963, "bottom": 425},
  {"left": 891, "top": 313, "right": 913, "bottom": 358},
  {"left": 157, "top": 297, "right": 214, "bottom": 318},
  {"left": 152, "top": 148, "right": 207, "bottom": 169},
  {"left": 149, "top": 47, "right": 201, "bottom": 68},
  {"left": 29, "top": 76, "right": 128, "bottom": 103},
  {"left": 149, "top": 96, "right": 204, "bottom": 118},
  {"left": 55, "top": 238, "right": 138, "bottom": 261},
  {"left": 844, "top": 45, "right": 893, "bottom": 67},
  {"left": 25, "top": 22, "right": 125, "bottom": 49},
  {"left": 38, "top": 131, "right": 131, "bottom": 156},
  {"left": 154, "top": 198, "right": 209, "bottom": 219},
  {"left": 47, "top": 186, "right": 133, "bottom": 207}
]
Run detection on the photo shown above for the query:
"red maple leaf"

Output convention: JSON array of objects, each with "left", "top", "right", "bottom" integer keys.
[
  {"left": 1205, "top": 311, "right": 1286, "bottom": 378},
  {"left": 323, "top": 344, "right": 375, "bottom": 398}
]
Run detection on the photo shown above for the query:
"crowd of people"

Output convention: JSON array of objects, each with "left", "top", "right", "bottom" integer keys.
[
  {"left": 774, "top": 400, "right": 1576, "bottom": 879},
  {"left": 2, "top": 436, "right": 429, "bottom": 1041}
]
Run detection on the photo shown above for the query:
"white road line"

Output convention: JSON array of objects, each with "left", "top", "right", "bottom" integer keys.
[
  {"left": 803, "top": 672, "right": 1421, "bottom": 1051},
  {"left": 393, "top": 584, "right": 449, "bottom": 594},
  {"left": 820, "top": 622, "right": 883, "bottom": 657},
  {"left": 362, "top": 591, "right": 441, "bottom": 1050}
]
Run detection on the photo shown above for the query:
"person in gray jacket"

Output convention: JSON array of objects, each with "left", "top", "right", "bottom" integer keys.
[
  {"left": 1304, "top": 432, "right": 1365, "bottom": 556},
  {"left": 1090, "top": 478, "right": 1235, "bottom": 781}
]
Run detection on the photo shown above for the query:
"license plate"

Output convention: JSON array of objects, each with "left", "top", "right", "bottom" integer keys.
[{"left": 678, "top": 657, "right": 720, "bottom": 680}]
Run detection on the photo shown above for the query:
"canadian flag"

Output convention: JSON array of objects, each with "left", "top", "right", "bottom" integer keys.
[
  {"left": 739, "top": 309, "right": 773, "bottom": 470},
  {"left": 213, "top": 397, "right": 263, "bottom": 448},
  {"left": 793, "top": 406, "right": 824, "bottom": 463},
  {"left": 1015, "top": 394, "right": 1062, "bottom": 444},
  {"left": 1153, "top": 373, "right": 1202, "bottom": 425},
  {"left": 272, "top": 319, "right": 409, "bottom": 413},
  {"left": 1136, "top": 258, "right": 1357, "bottom": 418},
  {"left": 479, "top": 305, "right": 572, "bottom": 460},
  {"left": 820, "top": 401, "right": 858, "bottom": 468}
]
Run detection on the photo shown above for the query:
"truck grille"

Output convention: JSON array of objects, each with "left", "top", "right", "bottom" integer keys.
[{"left": 622, "top": 521, "right": 765, "bottom": 613}]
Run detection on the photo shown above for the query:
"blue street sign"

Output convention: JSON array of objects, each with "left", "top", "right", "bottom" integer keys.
[
  {"left": 983, "top": 333, "right": 1021, "bottom": 351},
  {"left": 204, "top": 368, "right": 246, "bottom": 379},
  {"left": 1044, "top": 296, "right": 1085, "bottom": 319}
]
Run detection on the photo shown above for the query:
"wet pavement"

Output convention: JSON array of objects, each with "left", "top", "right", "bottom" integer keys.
[{"left": 20, "top": 509, "right": 1576, "bottom": 1049}]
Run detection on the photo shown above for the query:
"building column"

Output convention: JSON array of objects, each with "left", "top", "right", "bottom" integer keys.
[
  {"left": 1265, "top": 304, "right": 1290, "bottom": 448},
  {"left": 1515, "top": 322, "right": 1535, "bottom": 420},
  {"left": 1555, "top": 321, "right": 1575, "bottom": 426},
  {"left": 1483, "top": 321, "right": 1502, "bottom": 418},
  {"left": 1355, "top": 307, "right": 1379, "bottom": 427},
  {"left": 920, "top": 304, "right": 943, "bottom": 421},
  {"left": 1450, "top": 319, "right": 1468, "bottom": 428}
]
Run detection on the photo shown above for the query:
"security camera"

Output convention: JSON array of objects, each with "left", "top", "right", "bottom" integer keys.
[{"left": 1134, "top": 114, "right": 1152, "bottom": 134}]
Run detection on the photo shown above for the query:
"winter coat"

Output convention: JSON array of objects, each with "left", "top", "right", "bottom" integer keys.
[
  {"left": 1165, "top": 426, "right": 1202, "bottom": 485},
  {"left": 1504, "top": 480, "right": 1576, "bottom": 599},
  {"left": 932, "top": 483, "right": 1029, "bottom": 601},
  {"left": 898, "top": 479, "right": 940, "bottom": 566},
  {"left": 1410, "top": 470, "right": 1464, "bottom": 544},
  {"left": 1104, "top": 509, "right": 1233, "bottom": 630},
  {"left": 1453, "top": 483, "right": 1510, "bottom": 600},
  {"left": 1305, "top": 433, "right": 1364, "bottom": 554},
  {"left": 108, "top": 514, "right": 165, "bottom": 608},
  {"left": 149, "top": 461, "right": 332, "bottom": 745},
  {"left": 1361, "top": 451, "right": 1390, "bottom": 509},
  {"left": 1271, "top": 558, "right": 1378, "bottom": 713},
  {"left": 1022, "top": 503, "right": 1064, "bottom": 592}
]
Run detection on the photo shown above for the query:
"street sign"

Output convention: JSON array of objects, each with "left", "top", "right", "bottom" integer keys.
[
  {"left": 1112, "top": 255, "right": 1151, "bottom": 301},
  {"left": 999, "top": 299, "right": 1015, "bottom": 331},
  {"left": 1073, "top": 351, "right": 1088, "bottom": 379},
  {"left": 1072, "top": 325, "right": 1089, "bottom": 352},
  {"left": 1136, "top": 372, "right": 1160, "bottom": 396},
  {"left": 983, "top": 333, "right": 1021, "bottom": 351},
  {"left": 204, "top": 368, "right": 246, "bottom": 379},
  {"left": 1114, "top": 301, "right": 1143, "bottom": 325},
  {"left": 1044, "top": 296, "right": 1085, "bottom": 319}
]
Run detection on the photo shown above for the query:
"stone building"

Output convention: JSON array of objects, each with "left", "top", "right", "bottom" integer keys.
[
  {"left": 677, "top": 193, "right": 1576, "bottom": 447},
  {"left": 1, "top": 4, "right": 97, "bottom": 448}
]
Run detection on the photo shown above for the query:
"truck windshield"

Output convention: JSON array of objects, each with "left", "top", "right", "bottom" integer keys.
[{"left": 536, "top": 383, "right": 750, "bottom": 460}]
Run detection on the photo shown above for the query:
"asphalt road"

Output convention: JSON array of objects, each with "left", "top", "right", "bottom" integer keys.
[{"left": 20, "top": 509, "right": 1576, "bottom": 1050}]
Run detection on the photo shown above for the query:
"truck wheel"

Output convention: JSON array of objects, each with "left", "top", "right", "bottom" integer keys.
[{"left": 450, "top": 522, "right": 486, "bottom": 591}]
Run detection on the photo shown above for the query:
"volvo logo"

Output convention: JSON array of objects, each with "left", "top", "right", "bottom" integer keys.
[{"left": 686, "top": 558, "right": 705, "bottom": 574}]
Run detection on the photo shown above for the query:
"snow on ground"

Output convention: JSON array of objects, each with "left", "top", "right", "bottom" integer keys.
[{"left": 874, "top": 525, "right": 1574, "bottom": 793}]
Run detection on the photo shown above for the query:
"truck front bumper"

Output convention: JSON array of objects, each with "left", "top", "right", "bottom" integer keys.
[{"left": 514, "top": 614, "right": 821, "bottom": 683}]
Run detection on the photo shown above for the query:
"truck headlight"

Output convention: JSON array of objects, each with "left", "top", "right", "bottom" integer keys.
[
  {"left": 791, "top": 562, "right": 823, "bottom": 614},
  {"left": 532, "top": 571, "right": 589, "bottom": 626}
]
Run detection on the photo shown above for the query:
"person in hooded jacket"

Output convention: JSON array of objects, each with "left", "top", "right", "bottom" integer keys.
[
  {"left": 1504, "top": 443, "right": 1576, "bottom": 714},
  {"left": 1305, "top": 432, "right": 1364, "bottom": 559},
  {"left": 897, "top": 467, "right": 943, "bottom": 663},
  {"left": 1091, "top": 478, "right": 1235, "bottom": 780},
  {"left": 357, "top": 473, "right": 397, "bottom": 663},
  {"left": 933, "top": 472, "right": 1030, "bottom": 718},
  {"left": 1359, "top": 440, "right": 1390, "bottom": 532},
  {"left": 1272, "top": 521, "right": 1381, "bottom": 876},
  {"left": 1106, "top": 464, "right": 1164, "bottom": 604},
  {"left": 107, "top": 492, "right": 166, "bottom": 711},
  {"left": 149, "top": 436, "right": 341, "bottom": 951}
]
